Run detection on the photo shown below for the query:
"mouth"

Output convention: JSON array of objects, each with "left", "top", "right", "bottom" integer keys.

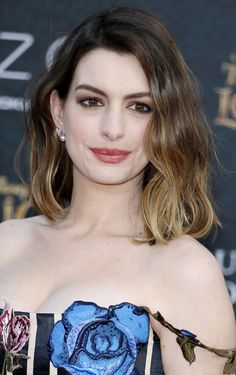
[{"left": 89, "top": 148, "right": 131, "bottom": 164}]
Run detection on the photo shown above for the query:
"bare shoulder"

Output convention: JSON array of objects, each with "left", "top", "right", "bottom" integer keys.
[
  {"left": 150, "top": 235, "right": 236, "bottom": 347},
  {"left": 149, "top": 235, "right": 236, "bottom": 373},
  {"left": 0, "top": 215, "right": 49, "bottom": 258},
  {"left": 164, "top": 235, "right": 224, "bottom": 284},
  {"left": 149, "top": 234, "right": 223, "bottom": 288},
  {"left": 154, "top": 235, "right": 232, "bottom": 313},
  {"left": 0, "top": 215, "right": 47, "bottom": 236},
  {"left": 165, "top": 236, "right": 235, "bottom": 326}
]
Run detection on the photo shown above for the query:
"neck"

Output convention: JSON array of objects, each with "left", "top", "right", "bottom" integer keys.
[{"left": 63, "top": 170, "right": 145, "bottom": 237}]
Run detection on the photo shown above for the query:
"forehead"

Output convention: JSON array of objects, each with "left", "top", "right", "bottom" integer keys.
[{"left": 71, "top": 48, "right": 150, "bottom": 93}]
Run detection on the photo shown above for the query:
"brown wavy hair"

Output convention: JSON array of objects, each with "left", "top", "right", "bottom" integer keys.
[{"left": 18, "top": 6, "right": 219, "bottom": 244}]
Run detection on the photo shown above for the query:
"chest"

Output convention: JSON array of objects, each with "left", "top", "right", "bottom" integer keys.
[{"left": 0, "top": 236, "right": 159, "bottom": 312}]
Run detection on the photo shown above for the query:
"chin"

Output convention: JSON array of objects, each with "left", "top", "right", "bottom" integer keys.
[
  {"left": 86, "top": 168, "right": 144, "bottom": 186},
  {"left": 90, "top": 175, "right": 133, "bottom": 185}
]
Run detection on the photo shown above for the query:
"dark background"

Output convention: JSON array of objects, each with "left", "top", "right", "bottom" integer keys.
[{"left": 1, "top": 0, "right": 236, "bottom": 314}]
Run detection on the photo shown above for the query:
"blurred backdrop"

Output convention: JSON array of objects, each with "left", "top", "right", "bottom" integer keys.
[{"left": 0, "top": 0, "right": 236, "bottom": 314}]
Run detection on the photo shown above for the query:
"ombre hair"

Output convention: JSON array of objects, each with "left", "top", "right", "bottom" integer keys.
[{"left": 18, "top": 6, "right": 219, "bottom": 244}]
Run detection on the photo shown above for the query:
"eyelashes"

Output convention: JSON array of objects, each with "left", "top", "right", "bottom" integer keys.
[
  {"left": 78, "top": 97, "right": 103, "bottom": 108},
  {"left": 77, "top": 96, "right": 153, "bottom": 114},
  {"left": 131, "top": 102, "right": 152, "bottom": 113}
]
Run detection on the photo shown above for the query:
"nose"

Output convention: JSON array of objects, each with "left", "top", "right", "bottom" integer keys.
[{"left": 100, "top": 105, "right": 125, "bottom": 141}]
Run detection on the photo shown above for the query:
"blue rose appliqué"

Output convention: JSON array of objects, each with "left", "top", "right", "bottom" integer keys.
[{"left": 48, "top": 301, "right": 149, "bottom": 375}]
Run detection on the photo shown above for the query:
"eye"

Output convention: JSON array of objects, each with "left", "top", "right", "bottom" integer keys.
[
  {"left": 78, "top": 97, "right": 103, "bottom": 107},
  {"left": 128, "top": 102, "right": 152, "bottom": 114}
]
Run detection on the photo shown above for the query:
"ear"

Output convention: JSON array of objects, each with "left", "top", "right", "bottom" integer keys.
[{"left": 50, "top": 90, "right": 65, "bottom": 132}]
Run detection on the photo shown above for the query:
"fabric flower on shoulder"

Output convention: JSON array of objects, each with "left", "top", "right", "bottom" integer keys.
[
  {"left": 0, "top": 304, "right": 30, "bottom": 374},
  {"left": 48, "top": 301, "right": 149, "bottom": 375}
]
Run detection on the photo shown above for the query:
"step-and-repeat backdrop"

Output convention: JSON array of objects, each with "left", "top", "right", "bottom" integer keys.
[{"left": 1, "top": 0, "right": 236, "bottom": 314}]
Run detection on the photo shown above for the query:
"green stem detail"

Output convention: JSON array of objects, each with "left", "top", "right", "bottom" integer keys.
[
  {"left": 142, "top": 306, "right": 236, "bottom": 374},
  {"left": 0, "top": 347, "right": 30, "bottom": 374},
  {"left": 0, "top": 350, "right": 7, "bottom": 375}
]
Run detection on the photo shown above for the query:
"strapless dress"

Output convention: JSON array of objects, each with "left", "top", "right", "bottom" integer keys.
[
  {"left": 0, "top": 300, "right": 235, "bottom": 374},
  {"left": 0, "top": 301, "right": 164, "bottom": 375}
]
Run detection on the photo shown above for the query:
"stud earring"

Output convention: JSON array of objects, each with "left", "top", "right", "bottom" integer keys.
[{"left": 56, "top": 127, "right": 66, "bottom": 142}]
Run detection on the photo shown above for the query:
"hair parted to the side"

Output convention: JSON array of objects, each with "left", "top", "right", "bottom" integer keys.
[{"left": 18, "top": 6, "right": 219, "bottom": 244}]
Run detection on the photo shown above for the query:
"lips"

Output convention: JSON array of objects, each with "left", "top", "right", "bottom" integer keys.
[
  {"left": 89, "top": 148, "right": 131, "bottom": 164},
  {"left": 90, "top": 148, "right": 131, "bottom": 156}
]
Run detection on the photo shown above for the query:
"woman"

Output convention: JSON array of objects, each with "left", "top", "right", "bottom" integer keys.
[{"left": 0, "top": 6, "right": 235, "bottom": 375}]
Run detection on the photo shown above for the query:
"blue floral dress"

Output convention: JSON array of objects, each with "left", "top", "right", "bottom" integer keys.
[
  {"left": 0, "top": 300, "right": 235, "bottom": 374},
  {"left": 0, "top": 301, "right": 164, "bottom": 375}
]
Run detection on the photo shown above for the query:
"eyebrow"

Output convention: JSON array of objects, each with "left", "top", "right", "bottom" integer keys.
[{"left": 75, "top": 84, "right": 151, "bottom": 99}]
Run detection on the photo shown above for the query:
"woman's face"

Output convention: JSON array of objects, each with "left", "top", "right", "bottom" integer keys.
[{"left": 51, "top": 48, "right": 153, "bottom": 186}]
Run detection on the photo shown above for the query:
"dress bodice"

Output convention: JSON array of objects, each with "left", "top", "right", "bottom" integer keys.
[
  {"left": 1, "top": 300, "right": 235, "bottom": 374},
  {"left": 0, "top": 301, "right": 164, "bottom": 375}
]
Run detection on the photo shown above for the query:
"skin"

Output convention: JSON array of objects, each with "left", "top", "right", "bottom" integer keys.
[{"left": 0, "top": 48, "right": 235, "bottom": 374}]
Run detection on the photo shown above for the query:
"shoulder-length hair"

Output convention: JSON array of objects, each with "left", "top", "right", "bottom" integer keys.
[{"left": 19, "top": 6, "right": 219, "bottom": 244}]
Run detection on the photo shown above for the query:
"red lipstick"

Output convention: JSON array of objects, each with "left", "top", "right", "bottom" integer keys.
[{"left": 90, "top": 148, "right": 131, "bottom": 163}]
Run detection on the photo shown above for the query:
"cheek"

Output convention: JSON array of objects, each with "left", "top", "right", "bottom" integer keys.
[
  {"left": 132, "top": 126, "right": 147, "bottom": 151},
  {"left": 133, "top": 126, "right": 149, "bottom": 164},
  {"left": 64, "top": 111, "right": 93, "bottom": 143},
  {"left": 129, "top": 115, "right": 150, "bottom": 143}
]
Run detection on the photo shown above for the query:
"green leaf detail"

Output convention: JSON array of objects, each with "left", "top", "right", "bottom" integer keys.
[
  {"left": 176, "top": 336, "right": 196, "bottom": 365},
  {"left": 141, "top": 306, "right": 236, "bottom": 371},
  {"left": 223, "top": 350, "right": 236, "bottom": 374}
]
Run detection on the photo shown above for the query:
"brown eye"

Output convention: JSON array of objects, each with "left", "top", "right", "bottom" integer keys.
[
  {"left": 129, "top": 102, "right": 152, "bottom": 113},
  {"left": 79, "top": 97, "right": 103, "bottom": 107}
]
